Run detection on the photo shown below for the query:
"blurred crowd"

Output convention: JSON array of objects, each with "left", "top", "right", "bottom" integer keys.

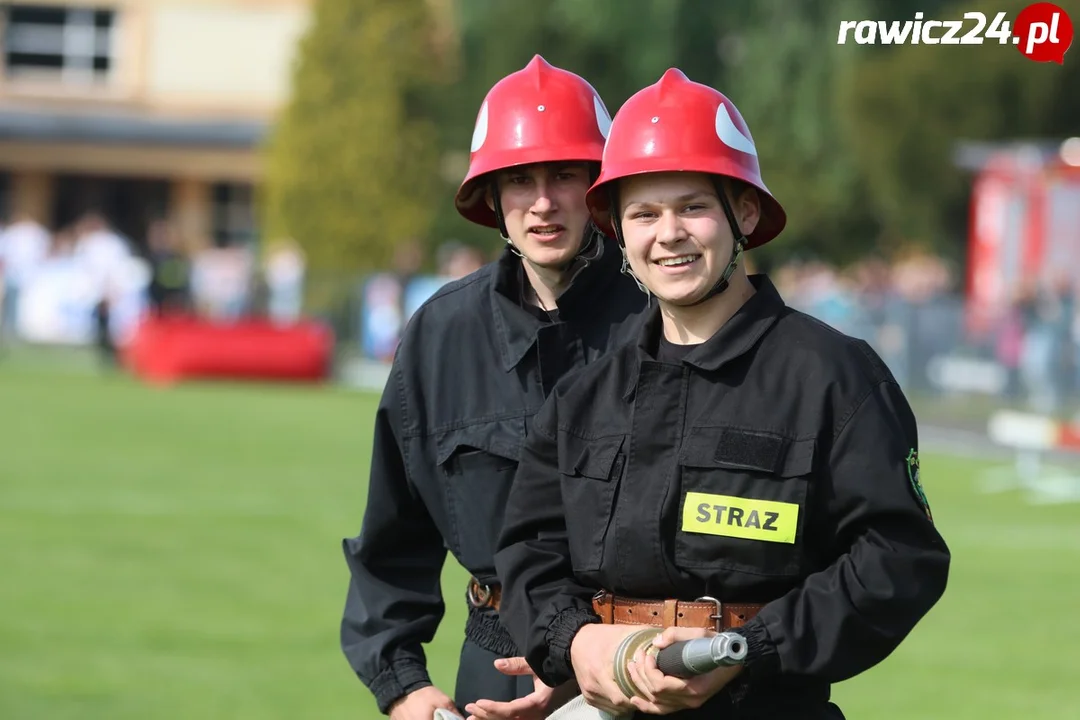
[
  {"left": 0, "top": 211, "right": 142, "bottom": 347},
  {"left": 997, "top": 273, "right": 1078, "bottom": 414},
  {"left": 354, "top": 238, "right": 488, "bottom": 363},
  {"left": 773, "top": 252, "right": 955, "bottom": 340},
  {"left": 5, "top": 211, "right": 1079, "bottom": 416},
  {"left": 0, "top": 212, "right": 314, "bottom": 348},
  {"left": 0, "top": 209, "right": 493, "bottom": 362},
  {"left": 774, "top": 251, "right": 1080, "bottom": 415}
]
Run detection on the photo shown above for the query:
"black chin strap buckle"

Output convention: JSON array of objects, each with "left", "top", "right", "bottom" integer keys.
[
  {"left": 687, "top": 240, "right": 744, "bottom": 306},
  {"left": 685, "top": 179, "right": 746, "bottom": 306}
]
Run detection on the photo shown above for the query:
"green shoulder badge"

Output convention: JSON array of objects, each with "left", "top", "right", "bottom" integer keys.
[{"left": 906, "top": 449, "right": 933, "bottom": 523}]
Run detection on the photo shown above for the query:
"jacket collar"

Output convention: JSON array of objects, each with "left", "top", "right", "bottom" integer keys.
[
  {"left": 490, "top": 231, "right": 623, "bottom": 372},
  {"left": 624, "top": 274, "right": 786, "bottom": 398}
]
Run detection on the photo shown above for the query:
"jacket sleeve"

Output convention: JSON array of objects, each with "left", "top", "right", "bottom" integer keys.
[
  {"left": 340, "top": 363, "right": 448, "bottom": 714},
  {"left": 737, "top": 379, "right": 951, "bottom": 682},
  {"left": 495, "top": 394, "right": 601, "bottom": 688}
]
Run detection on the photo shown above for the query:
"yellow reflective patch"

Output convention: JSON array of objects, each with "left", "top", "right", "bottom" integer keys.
[{"left": 681, "top": 492, "right": 799, "bottom": 544}]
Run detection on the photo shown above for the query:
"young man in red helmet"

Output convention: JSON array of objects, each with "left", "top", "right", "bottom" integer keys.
[
  {"left": 339, "top": 56, "right": 649, "bottom": 720},
  {"left": 495, "top": 69, "right": 950, "bottom": 718}
]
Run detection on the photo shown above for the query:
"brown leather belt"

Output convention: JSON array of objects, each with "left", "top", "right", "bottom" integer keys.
[
  {"left": 467, "top": 577, "right": 501, "bottom": 611},
  {"left": 592, "top": 591, "right": 763, "bottom": 631}
]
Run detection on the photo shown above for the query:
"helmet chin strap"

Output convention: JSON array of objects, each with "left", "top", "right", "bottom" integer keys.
[
  {"left": 491, "top": 178, "right": 522, "bottom": 257},
  {"left": 681, "top": 178, "right": 747, "bottom": 307},
  {"left": 607, "top": 179, "right": 747, "bottom": 307},
  {"left": 606, "top": 186, "right": 651, "bottom": 300}
]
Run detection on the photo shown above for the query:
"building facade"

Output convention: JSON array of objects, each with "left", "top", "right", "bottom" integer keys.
[{"left": 0, "top": 0, "right": 311, "bottom": 251}]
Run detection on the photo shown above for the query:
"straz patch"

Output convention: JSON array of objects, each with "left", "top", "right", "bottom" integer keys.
[
  {"left": 907, "top": 449, "right": 933, "bottom": 523},
  {"left": 682, "top": 492, "right": 799, "bottom": 544}
]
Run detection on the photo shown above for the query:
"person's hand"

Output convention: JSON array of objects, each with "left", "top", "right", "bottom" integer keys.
[
  {"left": 625, "top": 627, "right": 744, "bottom": 715},
  {"left": 568, "top": 623, "right": 650, "bottom": 716},
  {"left": 388, "top": 685, "right": 462, "bottom": 720},
  {"left": 463, "top": 657, "right": 578, "bottom": 720}
]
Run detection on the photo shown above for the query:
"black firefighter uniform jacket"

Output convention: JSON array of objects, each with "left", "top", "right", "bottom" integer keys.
[
  {"left": 340, "top": 233, "right": 649, "bottom": 713},
  {"left": 495, "top": 274, "right": 951, "bottom": 719}
]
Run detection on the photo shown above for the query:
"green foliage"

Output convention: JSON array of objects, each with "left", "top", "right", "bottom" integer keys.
[
  {"left": 261, "top": 0, "right": 451, "bottom": 274},
  {"left": 720, "top": 0, "right": 877, "bottom": 265},
  {"left": 845, "top": 0, "right": 1075, "bottom": 258},
  {"left": 265, "top": 0, "right": 1079, "bottom": 271},
  {"left": 439, "top": 0, "right": 886, "bottom": 264}
]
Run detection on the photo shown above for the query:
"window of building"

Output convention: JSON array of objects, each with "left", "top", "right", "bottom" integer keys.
[
  {"left": 2, "top": 4, "right": 116, "bottom": 83},
  {"left": 211, "top": 183, "right": 256, "bottom": 248}
]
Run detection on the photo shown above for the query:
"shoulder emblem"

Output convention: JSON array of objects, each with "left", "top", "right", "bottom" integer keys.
[{"left": 906, "top": 448, "right": 933, "bottom": 523}]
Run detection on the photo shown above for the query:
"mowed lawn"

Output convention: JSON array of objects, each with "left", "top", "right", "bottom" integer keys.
[{"left": 2, "top": 364, "right": 1079, "bottom": 719}]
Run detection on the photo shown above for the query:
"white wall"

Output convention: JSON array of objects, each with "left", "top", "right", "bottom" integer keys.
[{"left": 144, "top": 2, "right": 310, "bottom": 110}]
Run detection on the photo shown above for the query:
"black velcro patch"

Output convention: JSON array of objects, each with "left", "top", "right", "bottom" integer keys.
[{"left": 714, "top": 430, "right": 787, "bottom": 473}]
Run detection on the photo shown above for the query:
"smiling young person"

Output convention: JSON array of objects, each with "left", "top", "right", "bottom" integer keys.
[
  {"left": 494, "top": 68, "right": 950, "bottom": 719},
  {"left": 338, "top": 56, "right": 649, "bottom": 720}
]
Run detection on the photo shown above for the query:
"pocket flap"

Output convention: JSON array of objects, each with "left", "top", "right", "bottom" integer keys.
[
  {"left": 679, "top": 427, "right": 815, "bottom": 477},
  {"left": 435, "top": 419, "right": 523, "bottom": 467},
  {"left": 558, "top": 435, "right": 625, "bottom": 480}
]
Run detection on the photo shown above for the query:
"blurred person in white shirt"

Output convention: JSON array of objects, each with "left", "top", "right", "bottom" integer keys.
[
  {"left": 0, "top": 212, "right": 51, "bottom": 340},
  {"left": 264, "top": 239, "right": 306, "bottom": 325},
  {"left": 72, "top": 212, "right": 132, "bottom": 305}
]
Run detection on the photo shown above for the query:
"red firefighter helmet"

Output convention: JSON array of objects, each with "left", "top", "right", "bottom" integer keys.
[
  {"left": 455, "top": 55, "right": 613, "bottom": 229},
  {"left": 585, "top": 68, "right": 786, "bottom": 249}
]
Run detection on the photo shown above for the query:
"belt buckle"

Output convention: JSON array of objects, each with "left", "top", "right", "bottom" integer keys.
[
  {"left": 695, "top": 595, "right": 723, "bottom": 633},
  {"left": 468, "top": 578, "right": 492, "bottom": 608}
]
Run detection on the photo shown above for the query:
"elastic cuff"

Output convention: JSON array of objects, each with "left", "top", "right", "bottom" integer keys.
[
  {"left": 738, "top": 617, "right": 781, "bottom": 678},
  {"left": 465, "top": 606, "right": 519, "bottom": 657},
  {"left": 544, "top": 607, "right": 601, "bottom": 684},
  {"left": 368, "top": 660, "right": 433, "bottom": 715}
]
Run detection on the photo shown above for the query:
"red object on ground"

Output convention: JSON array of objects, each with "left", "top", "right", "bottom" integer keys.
[{"left": 122, "top": 314, "right": 333, "bottom": 385}]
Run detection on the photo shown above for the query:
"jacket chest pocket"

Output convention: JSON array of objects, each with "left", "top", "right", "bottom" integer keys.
[
  {"left": 558, "top": 434, "right": 626, "bottom": 573},
  {"left": 674, "top": 427, "right": 815, "bottom": 578},
  {"left": 436, "top": 419, "right": 524, "bottom": 576}
]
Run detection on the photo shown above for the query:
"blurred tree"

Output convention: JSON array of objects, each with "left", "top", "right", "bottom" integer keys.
[
  {"left": 845, "top": 0, "right": 1077, "bottom": 262},
  {"left": 421, "top": 0, "right": 562, "bottom": 255},
  {"left": 333, "top": 0, "right": 1076, "bottom": 271},
  {"left": 448, "top": 0, "right": 933, "bottom": 267},
  {"left": 261, "top": 0, "right": 453, "bottom": 275},
  {"left": 449, "top": 0, "right": 678, "bottom": 112},
  {"left": 433, "top": 0, "right": 881, "bottom": 265}
]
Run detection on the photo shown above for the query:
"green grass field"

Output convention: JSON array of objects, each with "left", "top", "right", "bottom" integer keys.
[{"left": 2, "top": 363, "right": 1079, "bottom": 719}]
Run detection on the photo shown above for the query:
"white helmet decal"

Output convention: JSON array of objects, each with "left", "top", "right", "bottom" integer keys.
[
  {"left": 594, "top": 95, "right": 612, "bottom": 139},
  {"left": 471, "top": 101, "right": 489, "bottom": 152},
  {"left": 715, "top": 103, "right": 757, "bottom": 157}
]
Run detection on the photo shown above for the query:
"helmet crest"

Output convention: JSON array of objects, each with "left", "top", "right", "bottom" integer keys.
[
  {"left": 586, "top": 68, "right": 786, "bottom": 249},
  {"left": 455, "top": 55, "right": 611, "bottom": 230}
]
